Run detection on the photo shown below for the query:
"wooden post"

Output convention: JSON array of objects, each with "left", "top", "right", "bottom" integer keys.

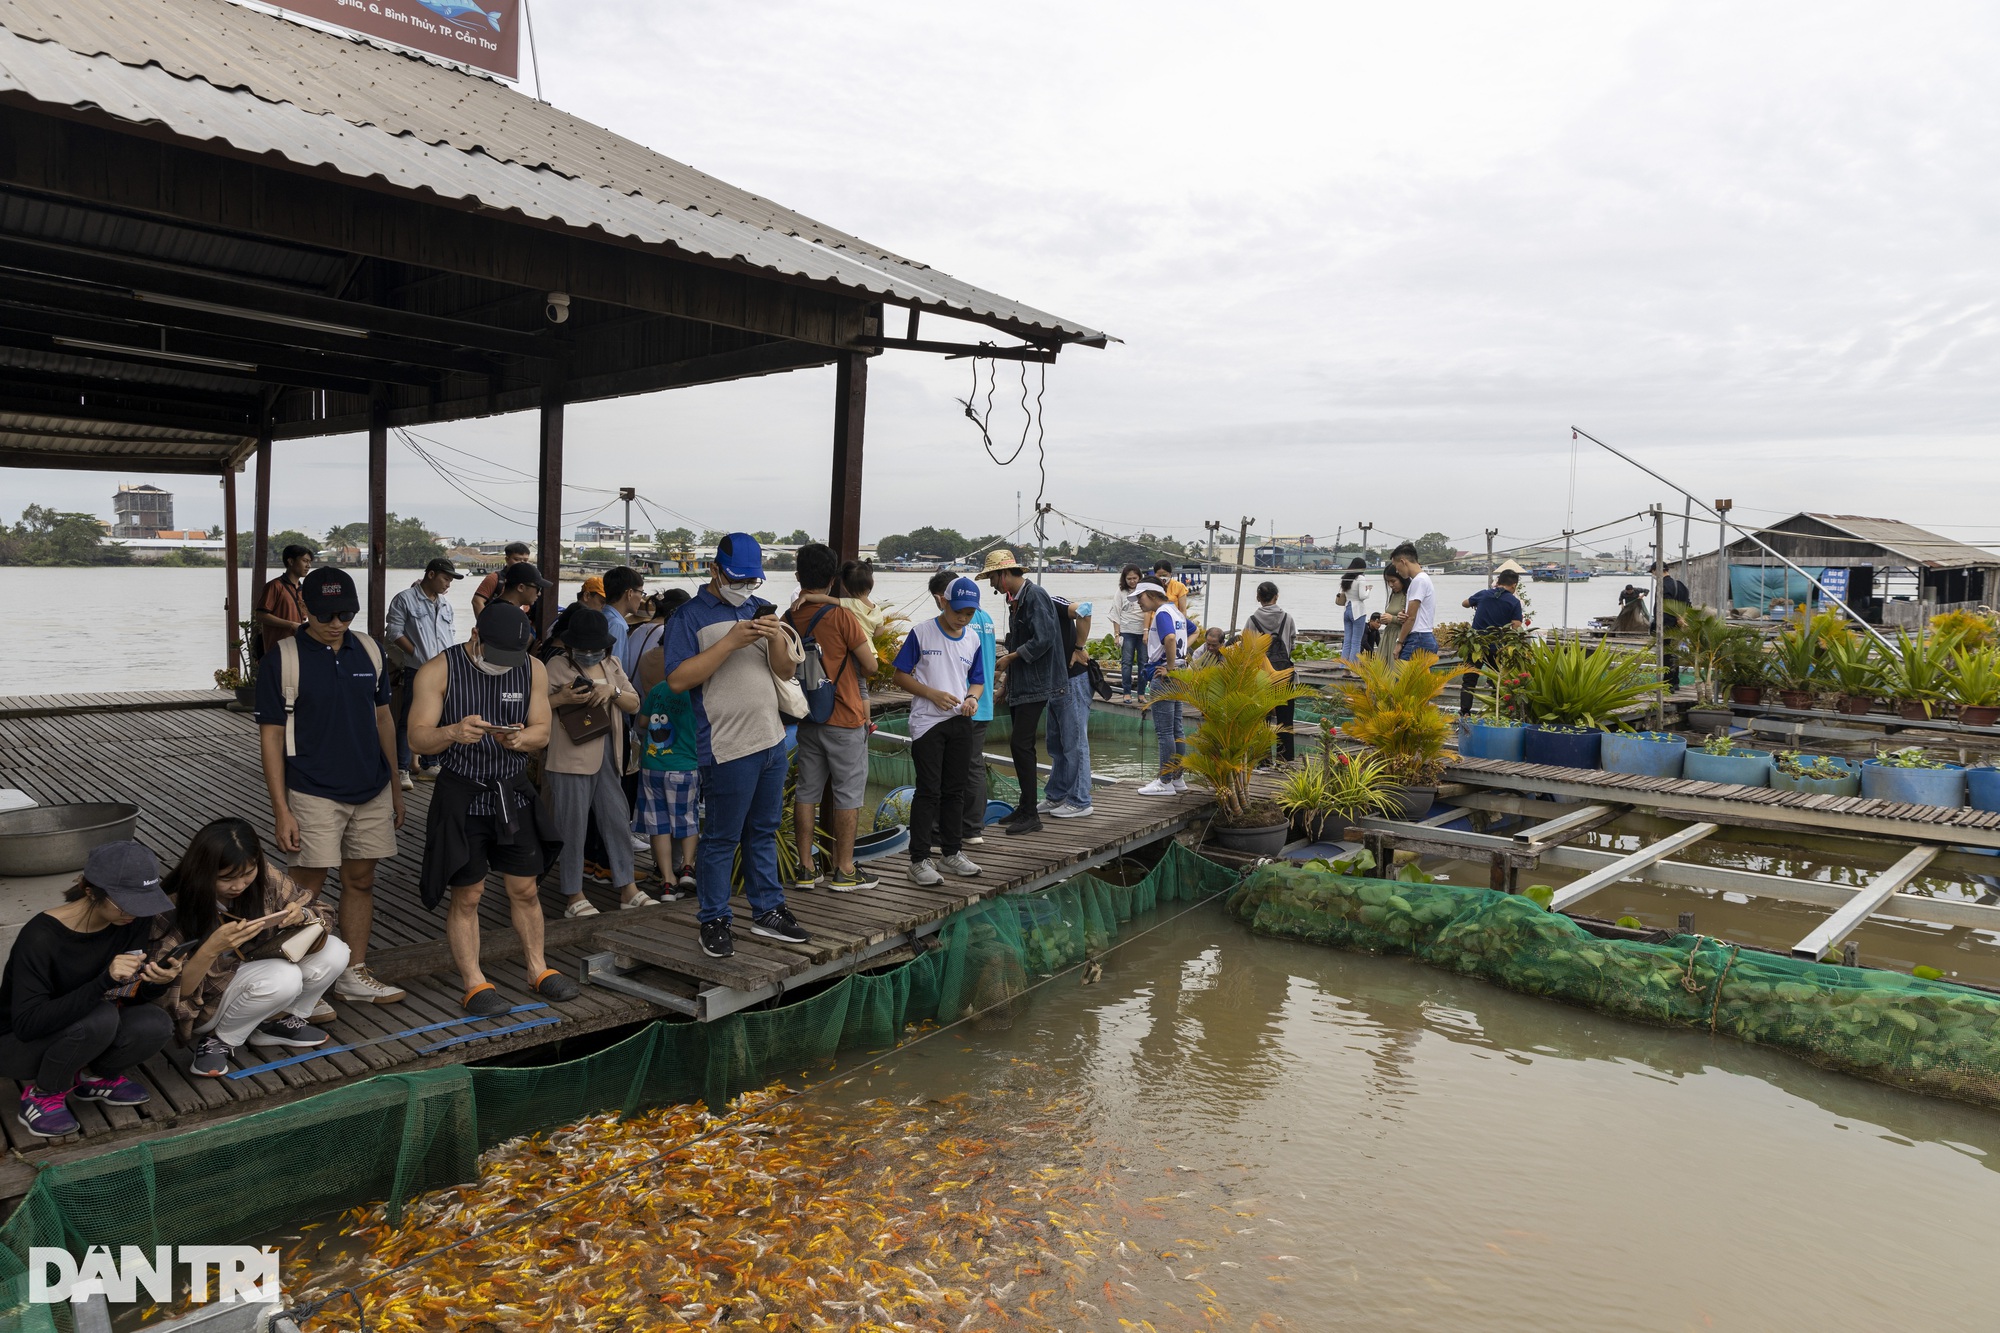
[
  {"left": 1228, "top": 515, "right": 1254, "bottom": 633},
  {"left": 367, "top": 396, "right": 389, "bottom": 641},
  {"left": 1678, "top": 911, "right": 1695, "bottom": 933},
  {"left": 537, "top": 376, "right": 565, "bottom": 634},
  {"left": 251, "top": 423, "right": 272, "bottom": 620},
  {"left": 222, "top": 468, "right": 240, "bottom": 676},
  {"left": 827, "top": 351, "right": 867, "bottom": 563}
]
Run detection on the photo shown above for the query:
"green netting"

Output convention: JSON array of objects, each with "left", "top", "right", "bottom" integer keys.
[
  {"left": 0, "top": 842, "right": 1238, "bottom": 1333},
  {"left": 1230, "top": 862, "right": 2000, "bottom": 1107}
]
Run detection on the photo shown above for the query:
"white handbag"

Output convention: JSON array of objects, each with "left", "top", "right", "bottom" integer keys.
[{"left": 769, "top": 618, "right": 811, "bottom": 721}]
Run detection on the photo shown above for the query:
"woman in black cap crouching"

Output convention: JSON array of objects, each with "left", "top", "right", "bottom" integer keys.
[{"left": 0, "top": 841, "right": 179, "bottom": 1137}]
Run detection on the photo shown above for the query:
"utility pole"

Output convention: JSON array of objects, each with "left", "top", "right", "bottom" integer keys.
[
  {"left": 1358, "top": 522, "right": 1373, "bottom": 562},
  {"left": 618, "top": 486, "right": 635, "bottom": 565},
  {"left": 1228, "top": 516, "right": 1255, "bottom": 633},
  {"left": 1485, "top": 528, "right": 1499, "bottom": 588},
  {"left": 1715, "top": 499, "right": 1733, "bottom": 613},
  {"left": 1561, "top": 528, "right": 1575, "bottom": 632},
  {"left": 1202, "top": 519, "right": 1223, "bottom": 628},
  {"left": 1679, "top": 496, "right": 1692, "bottom": 579},
  {"left": 1652, "top": 505, "right": 1667, "bottom": 728}
]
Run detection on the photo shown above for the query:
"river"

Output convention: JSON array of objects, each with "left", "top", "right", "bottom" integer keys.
[{"left": 0, "top": 565, "right": 1633, "bottom": 697}]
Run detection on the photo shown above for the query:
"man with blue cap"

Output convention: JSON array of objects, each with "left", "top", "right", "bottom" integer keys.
[
  {"left": 891, "top": 577, "right": 988, "bottom": 887},
  {"left": 661, "top": 533, "right": 813, "bottom": 958}
]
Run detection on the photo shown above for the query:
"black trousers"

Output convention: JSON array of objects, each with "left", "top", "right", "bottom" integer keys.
[
  {"left": 0, "top": 1002, "right": 172, "bottom": 1093},
  {"left": 1270, "top": 700, "right": 1296, "bottom": 762},
  {"left": 1008, "top": 700, "right": 1048, "bottom": 818},
  {"left": 911, "top": 715, "right": 973, "bottom": 862},
  {"left": 962, "top": 720, "right": 990, "bottom": 840}
]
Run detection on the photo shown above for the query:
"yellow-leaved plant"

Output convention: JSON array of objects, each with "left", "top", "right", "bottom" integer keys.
[
  {"left": 1335, "top": 652, "right": 1471, "bottom": 786},
  {"left": 1152, "top": 630, "right": 1316, "bottom": 828}
]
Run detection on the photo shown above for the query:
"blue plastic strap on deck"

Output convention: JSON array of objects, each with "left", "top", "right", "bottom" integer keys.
[
  {"left": 226, "top": 1003, "right": 551, "bottom": 1079},
  {"left": 414, "top": 1013, "right": 565, "bottom": 1055}
]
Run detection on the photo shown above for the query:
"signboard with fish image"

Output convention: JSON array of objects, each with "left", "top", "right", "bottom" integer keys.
[{"left": 269, "top": 0, "right": 523, "bottom": 80}]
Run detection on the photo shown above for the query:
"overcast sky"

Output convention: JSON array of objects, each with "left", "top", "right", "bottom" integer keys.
[{"left": 14, "top": 0, "right": 2000, "bottom": 558}]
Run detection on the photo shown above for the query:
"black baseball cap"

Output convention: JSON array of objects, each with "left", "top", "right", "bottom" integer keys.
[
  {"left": 301, "top": 567, "right": 360, "bottom": 621},
  {"left": 475, "top": 602, "right": 536, "bottom": 668},
  {"left": 424, "top": 558, "right": 464, "bottom": 581},
  {"left": 563, "top": 607, "right": 613, "bottom": 652},
  {"left": 83, "top": 841, "right": 173, "bottom": 917},
  {"left": 499, "top": 562, "right": 552, "bottom": 591}
]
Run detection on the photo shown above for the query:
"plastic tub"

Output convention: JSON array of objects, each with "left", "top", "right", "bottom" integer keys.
[
  {"left": 1522, "top": 725, "right": 1601, "bottom": 769},
  {"left": 1770, "top": 756, "right": 1860, "bottom": 797},
  {"left": 1861, "top": 760, "right": 1967, "bottom": 808},
  {"left": 1682, "top": 748, "right": 1773, "bottom": 788},
  {"left": 1457, "top": 720, "right": 1527, "bottom": 762},
  {"left": 1600, "top": 731, "right": 1686, "bottom": 778},
  {"left": 1969, "top": 766, "right": 2000, "bottom": 813}
]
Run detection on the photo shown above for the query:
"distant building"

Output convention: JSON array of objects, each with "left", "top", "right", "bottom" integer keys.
[
  {"left": 112, "top": 483, "right": 173, "bottom": 538},
  {"left": 574, "top": 519, "right": 632, "bottom": 546}
]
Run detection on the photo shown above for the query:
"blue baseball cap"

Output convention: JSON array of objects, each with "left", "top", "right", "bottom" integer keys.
[
  {"left": 947, "top": 577, "right": 982, "bottom": 610},
  {"left": 714, "top": 533, "right": 764, "bottom": 581}
]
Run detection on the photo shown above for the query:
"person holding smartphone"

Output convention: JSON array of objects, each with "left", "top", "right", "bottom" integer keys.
[
  {"left": 153, "top": 818, "right": 344, "bottom": 1078},
  {"left": 0, "top": 842, "right": 179, "bottom": 1137},
  {"left": 542, "top": 608, "right": 652, "bottom": 916}
]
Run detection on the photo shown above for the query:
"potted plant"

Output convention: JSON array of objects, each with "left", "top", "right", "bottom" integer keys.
[
  {"left": 1335, "top": 651, "right": 1470, "bottom": 819},
  {"left": 1820, "top": 632, "right": 1882, "bottom": 715},
  {"left": 1600, "top": 728, "right": 1687, "bottom": 777},
  {"left": 1681, "top": 732, "right": 1773, "bottom": 787},
  {"left": 1155, "top": 629, "right": 1318, "bottom": 854},
  {"left": 1668, "top": 602, "right": 1737, "bottom": 707},
  {"left": 1878, "top": 628, "right": 1959, "bottom": 721},
  {"left": 1946, "top": 645, "right": 2000, "bottom": 728},
  {"left": 1717, "top": 629, "right": 1771, "bottom": 706},
  {"left": 1274, "top": 750, "right": 1396, "bottom": 842},
  {"left": 213, "top": 618, "right": 260, "bottom": 708},
  {"left": 1770, "top": 750, "right": 1861, "bottom": 797},
  {"left": 1446, "top": 622, "right": 1535, "bottom": 761},
  {"left": 1968, "top": 762, "right": 2000, "bottom": 813},
  {"left": 1860, "top": 746, "right": 1966, "bottom": 807},
  {"left": 1510, "top": 638, "right": 1660, "bottom": 769},
  {"left": 1767, "top": 622, "right": 1821, "bottom": 711}
]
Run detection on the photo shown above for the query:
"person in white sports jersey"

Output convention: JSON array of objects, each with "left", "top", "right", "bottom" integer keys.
[
  {"left": 1134, "top": 583, "right": 1190, "bottom": 796},
  {"left": 891, "top": 578, "right": 988, "bottom": 887}
]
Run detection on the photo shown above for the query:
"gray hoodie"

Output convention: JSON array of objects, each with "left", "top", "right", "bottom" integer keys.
[{"left": 1245, "top": 604, "right": 1296, "bottom": 670}]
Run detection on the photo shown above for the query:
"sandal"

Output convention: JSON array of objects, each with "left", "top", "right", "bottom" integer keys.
[
  {"left": 462, "top": 982, "right": 509, "bottom": 1017},
  {"left": 531, "top": 968, "right": 581, "bottom": 1002}
]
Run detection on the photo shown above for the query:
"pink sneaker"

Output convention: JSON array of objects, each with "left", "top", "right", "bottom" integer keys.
[
  {"left": 74, "top": 1072, "right": 149, "bottom": 1106},
  {"left": 17, "top": 1085, "right": 77, "bottom": 1137}
]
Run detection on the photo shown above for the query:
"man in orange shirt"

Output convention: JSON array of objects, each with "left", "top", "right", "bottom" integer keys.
[
  {"left": 785, "top": 543, "right": 878, "bottom": 891},
  {"left": 256, "top": 545, "right": 314, "bottom": 658},
  {"left": 470, "top": 542, "right": 532, "bottom": 615}
]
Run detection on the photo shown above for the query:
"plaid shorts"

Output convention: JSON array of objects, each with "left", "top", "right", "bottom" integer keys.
[{"left": 634, "top": 768, "right": 700, "bottom": 839}]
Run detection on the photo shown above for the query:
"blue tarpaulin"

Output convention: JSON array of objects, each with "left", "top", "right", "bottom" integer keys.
[{"left": 1730, "top": 565, "right": 1816, "bottom": 610}]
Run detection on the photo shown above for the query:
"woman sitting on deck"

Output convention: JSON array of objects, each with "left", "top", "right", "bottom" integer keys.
[
  {"left": 155, "top": 818, "right": 345, "bottom": 1078},
  {"left": 0, "top": 841, "right": 180, "bottom": 1136}
]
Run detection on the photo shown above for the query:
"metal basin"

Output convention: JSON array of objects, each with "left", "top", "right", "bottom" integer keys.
[{"left": 0, "top": 803, "right": 141, "bottom": 876}]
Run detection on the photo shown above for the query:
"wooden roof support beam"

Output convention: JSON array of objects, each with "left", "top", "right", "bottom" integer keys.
[
  {"left": 1546, "top": 823, "right": 1720, "bottom": 914},
  {"left": 1790, "top": 844, "right": 1942, "bottom": 962}
]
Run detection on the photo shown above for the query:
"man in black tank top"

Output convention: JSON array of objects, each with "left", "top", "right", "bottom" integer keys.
[{"left": 409, "top": 604, "right": 580, "bottom": 1015}]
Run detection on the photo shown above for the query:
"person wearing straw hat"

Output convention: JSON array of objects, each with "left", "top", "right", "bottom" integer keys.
[{"left": 979, "top": 549, "right": 1064, "bottom": 835}]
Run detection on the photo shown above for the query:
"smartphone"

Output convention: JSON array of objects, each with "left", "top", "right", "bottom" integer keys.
[
  {"left": 161, "top": 938, "right": 205, "bottom": 963},
  {"left": 753, "top": 606, "right": 776, "bottom": 619}
]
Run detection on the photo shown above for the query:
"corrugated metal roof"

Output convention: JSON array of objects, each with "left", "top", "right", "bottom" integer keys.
[
  {"left": 0, "top": 0, "right": 1107, "bottom": 345},
  {"left": 1799, "top": 514, "right": 2000, "bottom": 569}
]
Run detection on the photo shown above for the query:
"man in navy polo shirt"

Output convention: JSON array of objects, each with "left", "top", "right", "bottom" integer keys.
[
  {"left": 661, "top": 533, "right": 813, "bottom": 960},
  {"left": 255, "top": 567, "right": 407, "bottom": 1008},
  {"left": 1459, "top": 568, "right": 1526, "bottom": 715}
]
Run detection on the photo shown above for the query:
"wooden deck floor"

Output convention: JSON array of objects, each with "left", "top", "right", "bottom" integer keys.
[{"left": 0, "top": 698, "right": 1210, "bottom": 1195}]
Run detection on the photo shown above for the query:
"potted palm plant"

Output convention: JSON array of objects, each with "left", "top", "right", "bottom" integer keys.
[
  {"left": 1820, "top": 632, "right": 1882, "bottom": 715},
  {"left": 1154, "top": 630, "right": 1317, "bottom": 854},
  {"left": 1335, "top": 651, "right": 1470, "bottom": 819},
  {"left": 1878, "top": 629, "right": 1958, "bottom": 721},
  {"left": 1768, "top": 622, "right": 1821, "bottom": 711},
  {"left": 1511, "top": 638, "right": 1661, "bottom": 769},
  {"left": 1668, "top": 602, "right": 1735, "bottom": 706},
  {"left": 1946, "top": 645, "right": 2000, "bottom": 728},
  {"left": 1274, "top": 749, "right": 1396, "bottom": 842},
  {"left": 1718, "top": 630, "right": 1771, "bottom": 706}
]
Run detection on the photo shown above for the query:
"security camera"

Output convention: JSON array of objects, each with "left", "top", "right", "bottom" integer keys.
[{"left": 545, "top": 292, "right": 571, "bottom": 324}]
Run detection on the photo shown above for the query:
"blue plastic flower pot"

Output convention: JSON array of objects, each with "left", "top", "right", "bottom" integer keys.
[
  {"left": 1457, "top": 720, "right": 1527, "bottom": 762},
  {"left": 1969, "top": 766, "right": 2000, "bottom": 813},
  {"left": 1600, "top": 731, "right": 1686, "bottom": 778},
  {"left": 1522, "top": 725, "right": 1602, "bottom": 769},
  {"left": 1770, "top": 756, "right": 1860, "bottom": 797},
  {"left": 1861, "top": 760, "right": 1967, "bottom": 808},
  {"left": 1681, "top": 747, "right": 1772, "bottom": 788}
]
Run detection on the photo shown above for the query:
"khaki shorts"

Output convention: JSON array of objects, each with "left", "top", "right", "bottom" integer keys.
[
  {"left": 794, "top": 721, "right": 869, "bottom": 810},
  {"left": 289, "top": 784, "right": 397, "bottom": 869}
]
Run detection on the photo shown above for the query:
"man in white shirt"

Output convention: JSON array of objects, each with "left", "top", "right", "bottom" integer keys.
[
  {"left": 386, "top": 558, "right": 461, "bottom": 788},
  {"left": 1134, "top": 583, "right": 1190, "bottom": 796},
  {"left": 1389, "top": 544, "right": 1439, "bottom": 660}
]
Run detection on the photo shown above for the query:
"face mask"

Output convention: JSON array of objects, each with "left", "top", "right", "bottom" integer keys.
[
  {"left": 472, "top": 652, "right": 513, "bottom": 677},
  {"left": 571, "top": 649, "right": 608, "bottom": 666},
  {"left": 716, "top": 581, "right": 757, "bottom": 607}
]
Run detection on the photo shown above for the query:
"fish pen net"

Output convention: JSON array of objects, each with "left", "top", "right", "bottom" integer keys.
[
  {"left": 1230, "top": 861, "right": 2000, "bottom": 1109},
  {"left": 0, "top": 843, "right": 1239, "bottom": 1333}
]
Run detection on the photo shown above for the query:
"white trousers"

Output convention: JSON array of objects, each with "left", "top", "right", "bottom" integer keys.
[{"left": 196, "top": 937, "right": 351, "bottom": 1047}]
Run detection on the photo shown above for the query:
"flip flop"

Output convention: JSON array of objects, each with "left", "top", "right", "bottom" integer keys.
[
  {"left": 462, "top": 982, "right": 509, "bottom": 1017},
  {"left": 531, "top": 968, "right": 581, "bottom": 1002}
]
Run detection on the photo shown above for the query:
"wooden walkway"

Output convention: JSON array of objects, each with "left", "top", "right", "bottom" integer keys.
[
  {"left": 0, "top": 689, "right": 228, "bottom": 721},
  {"left": 0, "top": 698, "right": 1211, "bottom": 1195}
]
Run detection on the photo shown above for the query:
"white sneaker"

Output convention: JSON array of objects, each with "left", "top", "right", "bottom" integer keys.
[
  {"left": 964, "top": 834, "right": 986, "bottom": 845},
  {"left": 1050, "top": 802, "right": 1095, "bottom": 819},
  {"left": 332, "top": 965, "right": 406, "bottom": 1004},
  {"left": 1037, "top": 798, "right": 1061, "bottom": 813},
  {"left": 620, "top": 888, "right": 658, "bottom": 909},
  {"left": 309, "top": 999, "right": 337, "bottom": 1025},
  {"left": 398, "top": 769, "right": 414, "bottom": 791},
  {"left": 1172, "top": 776, "right": 1191, "bottom": 793},
  {"left": 564, "top": 895, "right": 601, "bottom": 918},
  {"left": 940, "top": 851, "right": 981, "bottom": 877},
  {"left": 911, "top": 858, "right": 943, "bottom": 886},
  {"left": 1137, "top": 778, "right": 1176, "bottom": 796},
  {"left": 629, "top": 833, "right": 650, "bottom": 853}
]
